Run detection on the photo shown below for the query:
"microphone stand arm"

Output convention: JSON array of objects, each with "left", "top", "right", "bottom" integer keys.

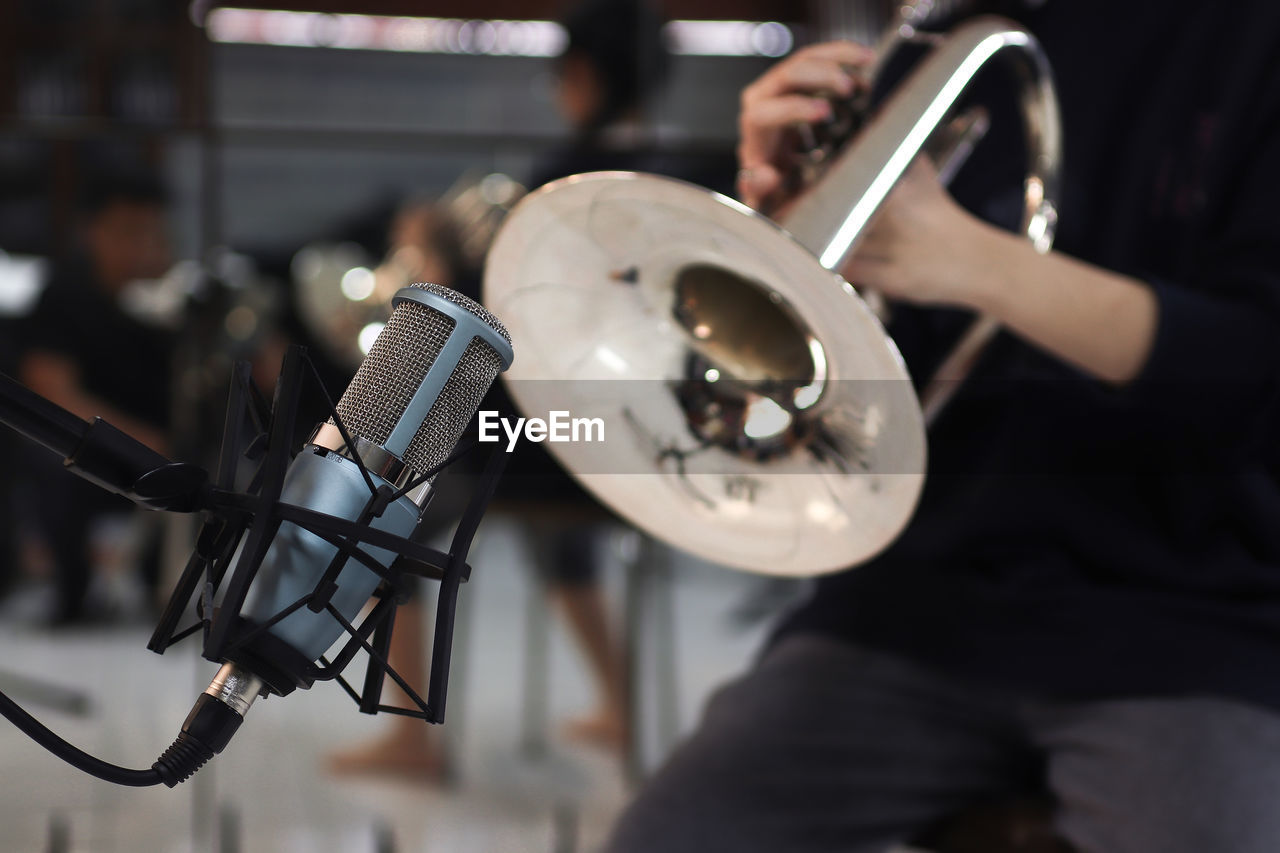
[{"left": 0, "top": 371, "right": 209, "bottom": 512}]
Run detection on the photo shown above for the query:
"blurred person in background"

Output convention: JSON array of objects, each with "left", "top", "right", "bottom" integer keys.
[
  {"left": 12, "top": 170, "right": 175, "bottom": 626},
  {"left": 507, "top": 0, "right": 681, "bottom": 754},
  {"left": 325, "top": 200, "right": 469, "bottom": 780}
]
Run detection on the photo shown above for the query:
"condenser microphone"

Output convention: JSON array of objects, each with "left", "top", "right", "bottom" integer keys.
[{"left": 154, "top": 282, "right": 513, "bottom": 786}]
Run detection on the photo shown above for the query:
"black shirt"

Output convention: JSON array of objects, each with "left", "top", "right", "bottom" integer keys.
[
  {"left": 781, "top": 1, "right": 1280, "bottom": 709},
  {"left": 21, "top": 256, "right": 174, "bottom": 430}
]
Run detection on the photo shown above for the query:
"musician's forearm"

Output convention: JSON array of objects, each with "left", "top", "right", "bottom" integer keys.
[{"left": 967, "top": 224, "right": 1159, "bottom": 384}]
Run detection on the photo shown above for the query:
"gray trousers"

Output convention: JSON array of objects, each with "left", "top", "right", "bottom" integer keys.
[{"left": 605, "top": 635, "right": 1280, "bottom": 853}]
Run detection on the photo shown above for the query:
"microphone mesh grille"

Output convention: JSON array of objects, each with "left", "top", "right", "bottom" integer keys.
[
  {"left": 403, "top": 336, "right": 504, "bottom": 475},
  {"left": 332, "top": 282, "right": 507, "bottom": 478},
  {"left": 334, "top": 300, "right": 456, "bottom": 451}
]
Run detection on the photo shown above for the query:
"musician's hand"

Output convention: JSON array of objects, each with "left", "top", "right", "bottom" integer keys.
[
  {"left": 843, "top": 158, "right": 996, "bottom": 310},
  {"left": 846, "top": 158, "right": 1159, "bottom": 383},
  {"left": 737, "top": 41, "right": 875, "bottom": 214}
]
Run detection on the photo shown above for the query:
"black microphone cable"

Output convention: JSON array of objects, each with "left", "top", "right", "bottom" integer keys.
[
  {"left": 0, "top": 687, "right": 162, "bottom": 787},
  {"left": 0, "top": 660, "right": 262, "bottom": 787}
]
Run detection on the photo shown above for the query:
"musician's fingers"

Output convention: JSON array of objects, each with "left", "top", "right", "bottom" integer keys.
[
  {"left": 794, "top": 40, "right": 876, "bottom": 65},
  {"left": 743, "top": 56, "right": 862, "bottom": 107},
  {"left": 740, "top": 94, "right": 832, "bottom": 143},
  {"left": 742, "top": 41, "right": 872, "bottom": 106},
  {"left": 745, "top": 41, "right": 873, "bottom": 99},
  {"left": 735, "top": 40, "right": 875, "bottom": 213}
]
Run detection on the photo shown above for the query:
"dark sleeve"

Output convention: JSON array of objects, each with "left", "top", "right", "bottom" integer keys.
[
  {"left": 20, "top": 268, "right": 99, "bottom": 362},
  {"left": 1126, "top": 271, "right": 1280, "bottom": 453},
  {"left": 1109, "top": 93, "right": 1280, "bottom": 464}
]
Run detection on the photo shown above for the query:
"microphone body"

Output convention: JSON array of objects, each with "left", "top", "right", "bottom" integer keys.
[
  {"left": 236, "top": 448, "right": 420, "bottom": 667},
  {"left": 231, "top": 282, "right": 513, "bottom": 693}
]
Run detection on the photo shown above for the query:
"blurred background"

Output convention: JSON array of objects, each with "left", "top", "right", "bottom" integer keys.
[{"left": 0, "top": 1, "right": 846, "bottom": 851}]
